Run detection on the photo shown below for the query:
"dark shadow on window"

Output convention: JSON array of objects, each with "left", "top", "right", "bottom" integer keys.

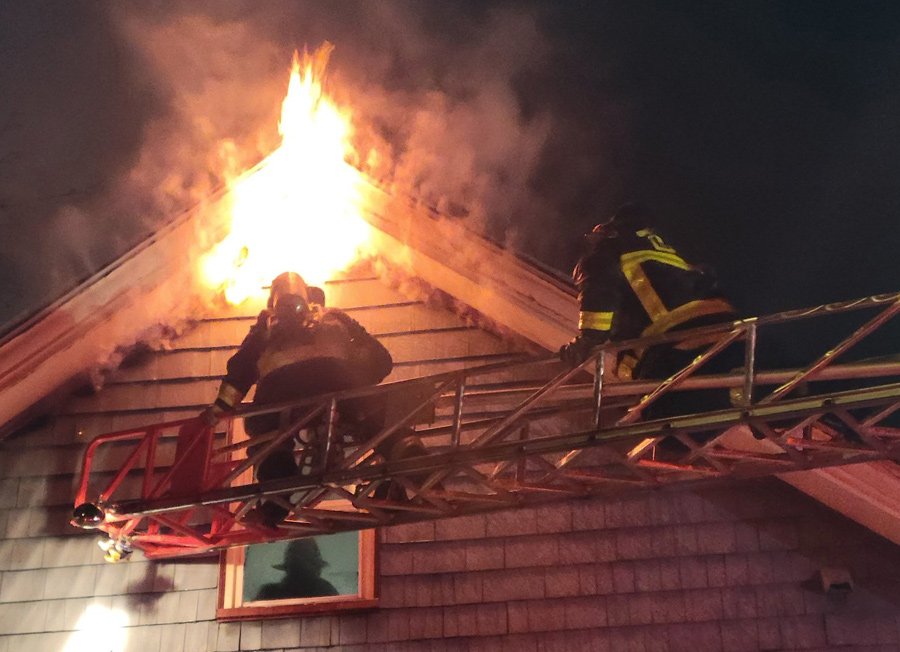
[{"left": 254, "top": 538, "right": 339, "bottom": 601}]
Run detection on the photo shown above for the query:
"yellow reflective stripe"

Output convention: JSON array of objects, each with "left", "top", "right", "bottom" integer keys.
[
  {"left": 620, "top": 249, "right": 691, "bottom": 271},
  {"left": 257, "top": 342, "right": 351, "bottom": 378},
  {"left": 621, "top": 264, "right": 668, "bottom": 320},
  {"left": 579, "top": 310, "right": 614, "bottom": 331},
  {"left": 216, "top": 383, "right": 245, "bottom": 409},
  {"left": 641, "top": 298, "right": 736, "bottom": 338}
]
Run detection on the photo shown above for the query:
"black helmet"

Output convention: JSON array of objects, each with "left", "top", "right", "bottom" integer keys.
[
  {"left": 588, "top": 202, "right": 650, "bottom": 241},
  {"left": 268, "top": 271, "right": 310, "bottom": 318}
]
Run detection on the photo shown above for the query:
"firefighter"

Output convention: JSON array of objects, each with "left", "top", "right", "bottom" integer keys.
[
  {"left": 560, "top": 203, "right": 740, "bottom": 418},
  {"left": 202, "top": 271, "right": 418, "bottom": 526}
]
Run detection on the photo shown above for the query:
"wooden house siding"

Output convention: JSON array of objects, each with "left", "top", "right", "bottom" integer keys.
[{"left": 1, "top": 267, "right": 900, "bottom": 651}]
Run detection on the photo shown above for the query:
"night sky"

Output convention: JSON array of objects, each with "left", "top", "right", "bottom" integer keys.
[{"left": 1, "top": 2, "right": 899, "bottom": 351}]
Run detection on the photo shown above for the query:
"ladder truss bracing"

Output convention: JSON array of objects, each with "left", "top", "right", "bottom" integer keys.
[{"left": 72, "top": 292, "right": 900, "bottom": 559}]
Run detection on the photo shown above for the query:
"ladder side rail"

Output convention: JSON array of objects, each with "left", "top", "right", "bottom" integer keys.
[
  {"left": 83, "top": 289, "right": 900, "bottom": 489},
  {"left": 95, "top": 372, "right": 896, "bottom": 520},
  {"left": 761, "top": 298, "right": 900, "bottom": 404},
  {"left": 752, "top": 291, "right": 900, "bottom": 327},
  {"left": 112, "top": 398, "right": 900, "bottom": 557},
  {"left": 752, "top": 362, "right": 900, "bottom": 386},
  {"left": 425, "top": 361, "right": 900, "bottom": 411},
  {"left": 105, "top": 384, "right": 900, "bottom": 545},
  {"left": 109, "top": 381, "right": 900, "bottom": 519},
  {"left": 160, "top": 384, "right": 899, "bottom": 510},
  {"left": 102, "top": 376, "right": 900, "bottom": 513}
]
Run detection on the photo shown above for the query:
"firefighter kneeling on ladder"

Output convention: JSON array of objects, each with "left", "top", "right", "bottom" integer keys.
[
  {"left": 560, "top": 203, "right": 741, "bottom": 422},
  {"left": 201, "top": 271, "right": 426, "bottom": 528}
]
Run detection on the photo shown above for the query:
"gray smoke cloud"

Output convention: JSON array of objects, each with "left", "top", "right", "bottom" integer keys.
[
  {"left": 4, "top": 1, "right": 900, "bottom": 337},
  {"left": 0, "top": 1, "right": 628, "bottom": 331},
  {"left": 0, "top": 2, "right": 159, "bottom": 323}
]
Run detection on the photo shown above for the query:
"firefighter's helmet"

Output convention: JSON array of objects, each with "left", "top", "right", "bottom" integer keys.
[
  {"left": 268, "top": 272, "right": 310, "bottom": 318},
  {"left": 588, "top": 202, "right": 649, "bottom": 241}
]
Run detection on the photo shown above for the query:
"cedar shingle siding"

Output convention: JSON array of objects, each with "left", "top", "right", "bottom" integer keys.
[{"left": 1, "top": 269, "right": 900, "bottom": 651}]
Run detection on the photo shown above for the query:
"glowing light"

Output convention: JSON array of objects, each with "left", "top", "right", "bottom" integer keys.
[
  {"left": 202, "top": 44, "right": 371, "bottom": 304},
  {"left": 63, "top": 604, "right": 129, "bottom": 652}
]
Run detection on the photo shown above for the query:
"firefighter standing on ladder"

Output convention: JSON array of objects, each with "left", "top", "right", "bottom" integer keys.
[
  {"left": 202, "top": 271, "right": 424, "bottom": 527},
  {"left": 560, "top": 203, "right": 739, "bottom": 417}
]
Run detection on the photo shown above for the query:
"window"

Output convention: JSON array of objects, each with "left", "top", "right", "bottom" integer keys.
[{"left": 218, "top": 529, "right": 377, "bottom": 619}]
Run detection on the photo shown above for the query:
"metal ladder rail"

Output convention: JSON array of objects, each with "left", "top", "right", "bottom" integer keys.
[
  {"left": 72, "top": 291, "right": 900, "bottom": 557},
  {"left": 106, "top": 380, "right": 900, "bottom": 559}
]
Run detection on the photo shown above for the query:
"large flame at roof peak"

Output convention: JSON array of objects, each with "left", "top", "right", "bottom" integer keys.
[{"left": 202, "top": 44, "right": 370, "bottom": 304}]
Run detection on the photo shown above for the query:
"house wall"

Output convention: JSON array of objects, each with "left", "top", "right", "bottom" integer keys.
[{"left": 1, "top": 268, "right": 899, "bottom": 651}]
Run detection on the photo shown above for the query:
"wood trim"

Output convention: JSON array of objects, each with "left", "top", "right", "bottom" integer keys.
[{"left": 781, "top": 462, "right": 900, "bottom": 546}]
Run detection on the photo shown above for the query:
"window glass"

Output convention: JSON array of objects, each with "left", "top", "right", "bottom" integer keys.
[{"left": 242, "top": 531, "right": 359, "bottom": 601}]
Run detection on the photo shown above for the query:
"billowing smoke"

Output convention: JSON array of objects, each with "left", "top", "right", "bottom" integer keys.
[
  {"left": 0, "top": 1, "right": 632, "bottom": 331},
  {"left": 4, "top": 2, "right": 900, "bottom": 339}
]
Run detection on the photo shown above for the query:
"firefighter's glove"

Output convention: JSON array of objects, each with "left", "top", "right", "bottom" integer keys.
[
  {"left": 199, "top": 402, "right": 227, "bottom": 427},
  {"left": 559, "top": 335, "right": 595, "bottom": 368}
]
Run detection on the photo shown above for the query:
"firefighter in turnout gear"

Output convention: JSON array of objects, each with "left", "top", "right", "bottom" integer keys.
[
  {"left": 204, "top": 271, "right": 422, "bottom": 526},
  {"left": 560, "top": 203, "right": 739, "bottom": 417}
]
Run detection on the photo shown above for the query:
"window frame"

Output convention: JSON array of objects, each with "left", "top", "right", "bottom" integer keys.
[{"left": 216, "top": 528, "right": 378, "bottom": 620}]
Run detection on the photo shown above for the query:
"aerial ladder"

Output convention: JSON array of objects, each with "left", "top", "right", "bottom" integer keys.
[{"left": 71, "top": 292, "right": 900, "bottom": 561}]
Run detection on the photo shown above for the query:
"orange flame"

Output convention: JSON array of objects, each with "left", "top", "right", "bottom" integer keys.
[{"left": 202, "top": 44, "right": 370, "bottom": 304}]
